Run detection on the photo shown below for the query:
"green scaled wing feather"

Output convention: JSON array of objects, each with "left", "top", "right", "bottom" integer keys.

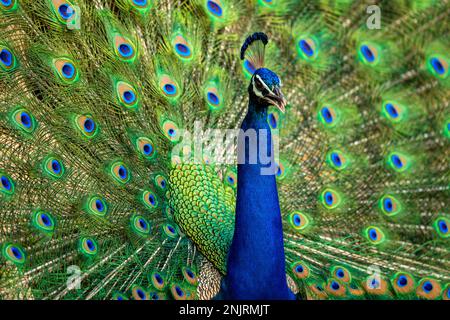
[{"left": 169, "top": 163, "right": 235, "bottom": 275}]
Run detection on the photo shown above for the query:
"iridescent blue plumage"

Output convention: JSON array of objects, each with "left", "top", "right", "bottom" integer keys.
[{"left": 219, "top": 33, "right": 293, "bottom": 300}]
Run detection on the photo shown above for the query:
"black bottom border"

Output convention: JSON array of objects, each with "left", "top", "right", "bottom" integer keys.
[{"left": 1, "top": 300, "right": 446, "bottom": 319}]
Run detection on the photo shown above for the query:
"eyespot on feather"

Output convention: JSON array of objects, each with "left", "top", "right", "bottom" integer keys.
[
  {"left": 433, "top": 216, "right": 449, "bottom": 238},
  {"left": 416, "top": 278, "right": 442, "bottom": 300},
  {"left": 331, "top": 266, "right": 351, "bottom": 283},
  {"left": 0, "top": 172, "right": 15, "bottom": 196},
  {"left": 267, "top": 111, "right": 279, "bottom": 129},
  {"left": 386, "top": 151, "right": 411, "bottom": 173},
  {"left": 50, "top": 0, "right": 76, "bottom": 23},
  {"left": 2, "top": 243, "right": 26, "bottom": 265},
  {"left": 110, "top": 161, "right": 130, "bottom": 184},
  {"left": 205, "top": 86, "right": 221, "bottom": 110},
  {"left": 78, "top": 237, "right": 98, "bottom": 257},
  {"left": 116, "top": 81, "right": 139, "bottom": 109},
  {"left": 136, "top": 137, "right": 156, "bottom": 159},
  {"left": 325, "top": 279, "right": 347, "bottom": 297},
  {"left": 142, "top": 190, "right": 158, "bottom": 209},
  {"left": 12, "top": 108, "right": 36, "bottom": 134},
  {"left": 162, "top": 223, "right": 178, "bottom": 239},
  {"left": 0, "top": 45, "right": 17, "bottom": 71},
  {"left": 112, "top": 292, "right": 128, "bottom": 300},
  {"left": 224, "top": 170, "right": 237, "bottom": 188},
  {"left": 318, "top": 105, "right": 339, "bottom": 128},
  {"left": 53, "top": 58, "right": 79, "bottom": 84},
  {"left": 358, "top": 42, "right": 380, "bottom": 66},
  {"left": 150, "top": 271, "right": 166, "bottom": 290},
  {"left": 0, "top": 0, "right": 18, "bottom": 12},
  {"left": 381, "top": 101, "right": 405, "bottom": 123},
  {"left": 154, "top": 174, "right": 168, "bottom": 190},
  {"left": 288, "top": 211, "right": 311, "bottom": 232},
  {"left": 31, "top": 210, "right": 55, "bottom": 234},
  {"left": 172, "top": 35, "right": 192, "bottom": 60},
  {"left": 85, "top": 196, "right": 108, "bottom": 217},
  {"left": 364, "top": 226, "right": 386, "bottom": 245},
  {"left": 309, "top": 282, "right": 328, "bottom": 299},
  {"left": 379, "top": 194, "right": 402, "bottom": 217},
  {"left": 442, "top": 284, "right": 450, "bottom": 300},
  {"left": 242, "top": 59, "right": 257, "bottom": 78},
  {"left": 43, "top": 156, "right": 65, "bottom": 179},
  {"left": 130, "top": 0, "right": 149, "bottom": 8},
  {"left": 297, "top": 37, "right": 318, "bottom": 61},
  {"left": 391, "top": 272, "right": 415, "bottom": 295},
  {"left": 161, "top": 120, "right": 180, "bottom": 142},
  {"left": 170, "top": 284, "right": 187, "bottom": 300},
  {"left": 326, "top": 149, "right": 349, "bottom": 170},
  {"left": 130, "top": 215, "right": 151, "bottom": 236},
  {"left": 320, "top": 188, "right": 342, "bottom": 209},
  {"left": 205, "top": 0, "right": 224, "bottom": 18},
  {"left": 131, "top": 285, "right": 149, "bottom": 300},
  {"left": 363, "top": 276, "right": 389, "bottom": 295},
  {"left": 275, "top": 161, "right": 286, "bottom": 180},
  {"left": 159, "top": 75, "right": 180, "bottom": 99},
  {"left": 182, "top": 267, "right": 198, "bottom": 285},
  {"left": 114, "top": 35, "right": 137, "bottom": 61},
  {"left": 443, "top": 118, "right": 450, "bottom": 139},
  {"left": 427, "top": 55, "right": 448, "bottom": 79},
  {"left": 291, "top": 261, "right": 310, "bottom": 279},
  {"left": 75, "top": 114, "right": 98, "bottom": 138}
]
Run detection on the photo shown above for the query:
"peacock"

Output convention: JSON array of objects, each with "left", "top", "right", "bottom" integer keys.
[{"left": 0, "top": 0, "right": 449, "bottom": 301}]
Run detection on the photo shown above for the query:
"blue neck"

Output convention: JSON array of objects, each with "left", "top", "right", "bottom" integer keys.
[{"left": 222, "top": 98, "right": 294, "bottom": 300}]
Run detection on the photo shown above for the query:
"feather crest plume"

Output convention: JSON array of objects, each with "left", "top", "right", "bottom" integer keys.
[{"left": 240, "top": 32, "right": 269, "bottom": 73}]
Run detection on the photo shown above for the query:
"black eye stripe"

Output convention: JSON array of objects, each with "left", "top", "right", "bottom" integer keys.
[{"left": 255, "top": 79, "right": 264, "bottom": 89}]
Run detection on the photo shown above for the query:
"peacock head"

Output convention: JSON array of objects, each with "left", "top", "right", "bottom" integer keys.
[
  {"left": 241, "top": 32, "right": 286, "bottom": 113},
  {"left": 249, "top": 67, "right": 286, "bottom": 113}
]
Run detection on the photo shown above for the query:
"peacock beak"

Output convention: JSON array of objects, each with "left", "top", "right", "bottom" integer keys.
[{"left": 265, "top": 87, "right": 287, "bottom": 113}]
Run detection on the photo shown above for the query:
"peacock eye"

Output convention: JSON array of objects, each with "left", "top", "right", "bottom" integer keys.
[{"left": 255, "top": 79, "right": 264, "bottom": 91}]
